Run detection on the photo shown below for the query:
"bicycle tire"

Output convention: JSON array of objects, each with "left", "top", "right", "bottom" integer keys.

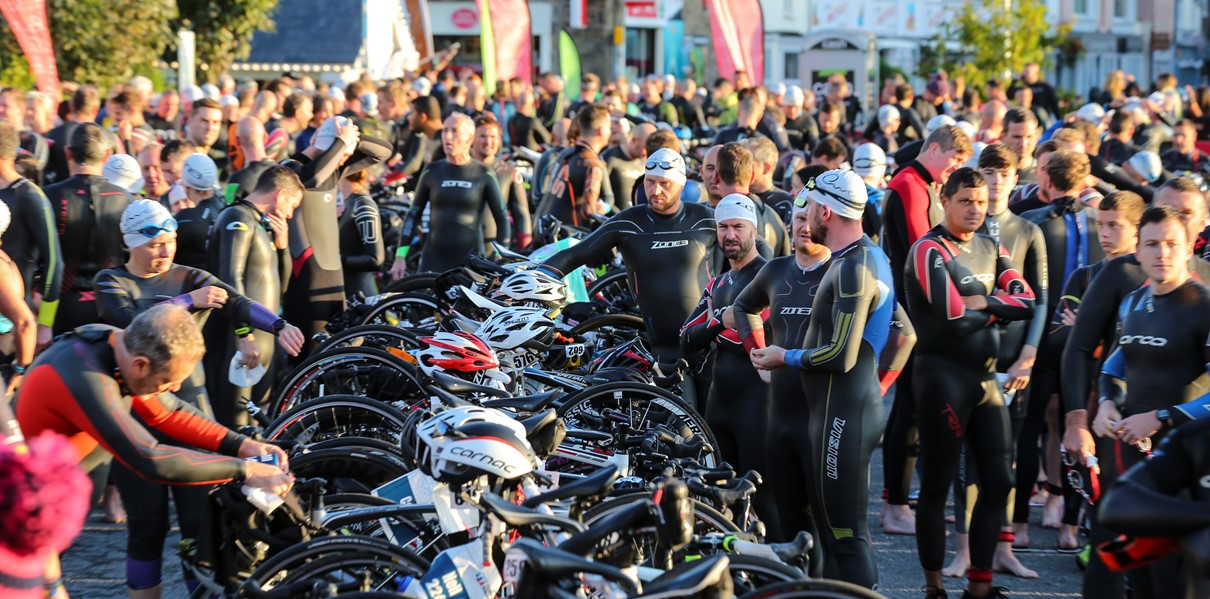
[
  {"left": 381, "top": 273, "right": 440, "bottom": 295},
  {"left": 243, "top": 536, "right": 429, "bottom": 595},
  {"left": 265, "top": 395, "right": 413, "bottom": 445},
  {"left": 586, "top": 268, "right": 640, "bottom": 315},
  {"left": 360, "top": 292, "right": 444, "bottom": 329},
  {"left": 738, "top": 579, "right": 888, "bottom": 599},
  {"left": 553, "top": 381, "right": 718, "bottom": 473},
  {"left": 314, "top": 324, "right": 424, "bottom": 355},
  {"left": 269, "top": 347, "right": 428, "bottom": 416},
  {"left": 726, "top": 554, "right": 810, "bottom": 595},
  {"left": 583, "top": 491, "right": 740, "bottom": 534},
  {"left": 306, "top": 437, "right": 409, "bottom": 462},
  {"left": 568, "top": 313, "right": 646, "bottom": 336},
  {"left": 289, "top": 447, "right": 409, "bottom": 495}
]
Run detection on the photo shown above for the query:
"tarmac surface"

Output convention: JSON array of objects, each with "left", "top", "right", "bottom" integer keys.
[{"left": 63, "top": 395, "right": 1087, "bottom": 599}]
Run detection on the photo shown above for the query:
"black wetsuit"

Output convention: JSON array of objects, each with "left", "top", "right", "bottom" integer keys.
[
  {"left": 338, "top": 192, "right": 384, "bottom": 298},
  {"left": 542, "top": 201, "right": 716, "bottom": 365},
  {"left": 1089, "top": 280, "right": 1210, "bottom": 598},
  {"left": 904, "top": 225, "right": 1036, "bottom": 581},
  {"left": 223, "top": 160, "right": 276, "bottom": 204},
  {"left": 601, "top": 146, "right": 645, "bottom": 212},
  {"left": 980, "top": 207, "right": 1053, "bottom": 526},
  {"left": 671, "top": 96, "right": 707, "bottom": 131},
  {"left": 1099, "top": 417, "right": 1210, "bottom": 599},
  {"left": 0, "top": 177, "right": 62, "bottom": 326},
  {"left": 777, "top": 237, "right": 895, "bottom": 588},
  {"left": 785, "top": 113, "right": 820, "bottom": 152},
  {"left": 1099, "top": 138, "right": 1139, "bottom": 165},
  {"left": 395, "top": 132, "right": 437, "bottom": 192},
  {"left": 483, "top": 159, "right": 531, "bottom": 248},
  {"left": 43, "top": 174, "right": 134, "bottom": 334},
  {"left": 401, "top": 159, "right": 509, "bottom": 274},
  {"left": 174, "top": 196, "right": 224, "bottom": 270},
  {"left": 535, "top": 142, "right": 607, "bottom": 228},
  {"left": 283, "top": 135, "right": 391, "bottom": 346},
  {"left": 755, "top": 188, "right": 795, "bottom": 222},
  {"left": 507, "top": 113, "right": 550, "bottom": 153},
  {"left": 1160, "top": 149, "right": 1210, "bottom": 178},
  {"left": 733, "top": 253, "right": 829, "bottom": 563},
  {"left": 679, "top": 256, "right": 771, "bottom": 527},
  {"left": 206, "top": 199, "right": 292, "bottom": 425}
]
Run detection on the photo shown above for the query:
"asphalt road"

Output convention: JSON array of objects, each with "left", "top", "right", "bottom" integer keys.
[{"left": 62, "top": 399, "right": 1087, "bottom": 599}]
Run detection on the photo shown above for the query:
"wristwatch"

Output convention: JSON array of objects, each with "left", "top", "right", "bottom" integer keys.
[
  {"left": 1155, "top": 408, "right": 1173, "bottom": 429},
  {"left": 11, "top": 363, "right": 27, "bottom": 375},
  {"left": 272, "top": 318, "right": 287, "bottom": 334}
]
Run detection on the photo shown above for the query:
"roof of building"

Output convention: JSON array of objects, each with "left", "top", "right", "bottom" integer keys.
[{"left": 243, "top": 0, "right": 366, "bottom": 66}]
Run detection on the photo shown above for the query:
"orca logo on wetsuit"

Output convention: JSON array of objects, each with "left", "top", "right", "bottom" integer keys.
[
  {"left": 441, "top": 180, "right": 473, "bottom": 189},
  {"left": 226, "top": 221, "right": 250, "bottom": 231},
  {"left": 781, "top": 307, "right": 812, "bottom": 316},
  {"left": 959, "top": 273, "right": 995, "bottom": 285},
  {"left": 651, "top": 239, "right": 690, "bottom": 250},
  {"left": 1118, "top": 335, "right": 1168, "bottom": 347}
]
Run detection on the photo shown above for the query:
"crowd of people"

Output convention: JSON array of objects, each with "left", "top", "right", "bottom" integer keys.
[{"left": 1, "top": 55, "right": 1210, "bottom": 599}]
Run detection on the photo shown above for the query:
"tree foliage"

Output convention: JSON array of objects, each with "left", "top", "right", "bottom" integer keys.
[
  {"left": 174, "top": 0, "right": 279, "bottom": 83},
  {"left": 0, "top": 0, "right": 279, "bottom": 91},
  {"left": 922, "top": 0, "right": 1070, "bottom": 90},
  {"left": 0, "top": 0, "right": 176, "bottom": 91}
]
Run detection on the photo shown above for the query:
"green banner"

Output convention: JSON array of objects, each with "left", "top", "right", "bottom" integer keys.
[
  {"left": 559, "top": 30, "right": 582, "bottom": 101},
  {"left": 478, "top": 0, "right": 497, "bottom": 96}
]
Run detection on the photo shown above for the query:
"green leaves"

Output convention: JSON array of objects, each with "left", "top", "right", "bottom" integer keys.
[
  {"left": 174, "top": 0, "right": 278, "bottom": 81},
  {"left": 923, "top": 0, "right": 1072, "bottom": 92}
]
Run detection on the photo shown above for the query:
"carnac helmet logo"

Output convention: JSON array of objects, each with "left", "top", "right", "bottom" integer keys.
[
  {"left": 449, "top": 446, "right": 517, "bottom": 473},
  {"left": 1118, "top": 335, "right": 1168, "bottom": 347}
]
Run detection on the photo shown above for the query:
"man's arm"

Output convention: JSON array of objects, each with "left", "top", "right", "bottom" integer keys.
[
  {"left": 680, "top": 279, "right": 725, "bottom": 356},
  {"left": 22, "top": 185, "right": 62, "bottom": 329},
  {"left": 93, "top": 272, "right": 141, "bottom": 328},
  {"left": 1099, "top": 423, "right": 1210, "bottom": 536},
  {"left": 983, "top": 247, "right": 1037, "bottom": 321},
  {"left": 213, "top": 217, "right": 255, "bottom": 296},
  {"left": 784, "top": 250, "right": 877, "bottom": 372},
  {"left": 732, "top": 263, "right": 773, "bottom": 352},
  {"left": 1061, "top": 261, "right": 1128, "bottom": 414},
  {"left": 1022, "top": 226, "right": 1050, "bottom": 348},
  {"left": 878, "top": 302, "right": 916, "bottom": 394},
  {"left": 898, "top": 179, "right": 936, "bottom": 246},
  {"left": 396, "top": 168, "right": 432, "bottom": 261},
  {"left": 0, "top": 260, "right": 35, "bottom": 369},
  {"left": 539, "top": 217, "right": 626, "bottom": 277},
  {"left": 483, "top": 171, "right": 511, "bottom": 244}
]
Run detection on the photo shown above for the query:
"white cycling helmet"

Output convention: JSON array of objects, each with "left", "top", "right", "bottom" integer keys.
[
  {"left": 414, "top": 406, "right": 537, "bottom": 484},
  {"left": 474, "top": 307, "right": 556, "bottom": 353},
  {"left": 492, "top": 270, "right": 568, "bottom": 309}
]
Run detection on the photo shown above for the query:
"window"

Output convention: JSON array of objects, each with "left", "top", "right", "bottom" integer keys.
[
  {"left": 1074, "top": 0, "right": 1088, "bottom": 14},
  {"left": 784, "top": 52, "right": 799, "bottom": 80},
  {"left": 1114, "top": 0, "right": 1127, "bottom": 17}
]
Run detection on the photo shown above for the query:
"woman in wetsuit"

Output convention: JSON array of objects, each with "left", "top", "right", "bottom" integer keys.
[{"left": 337, "top": 169, "right": 384, "bottom": 298}]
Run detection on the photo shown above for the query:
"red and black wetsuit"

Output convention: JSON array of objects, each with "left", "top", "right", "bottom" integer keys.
[
  {"left": 904, "top": 225, "right": 1035, "bottom": 586},
  {"left": 535, "top": 142, "right": 607, "bottom": 228},
  {"left": 43, "top": 174, "right": 134, "bottom": 334},
  {"left": 880, "top": 160, "right": 941, "bottom": 509},
  {"left": 14, "top": 325, "right": 247, "bottom": 482}
]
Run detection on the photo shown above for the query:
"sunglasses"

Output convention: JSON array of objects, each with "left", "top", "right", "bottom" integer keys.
[{"left": 133, "top": 218, "right": 179, "bottom": 239}]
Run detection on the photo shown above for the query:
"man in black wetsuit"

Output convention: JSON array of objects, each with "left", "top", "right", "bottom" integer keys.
[
  {"left": 395, "top": 96, "right": 443, "bottom": 186},
  {"left": 182, "top": 98, "right": 227, "bottom": 178},
  {"left": 749, "top": 170, "right": 898, "bottom": 589},
  {"left": 94, "top": 199, "right": 303, "bottom": 595},
  {"left": 396, "top": 113, "right": 509, "bottom": 277},
  {"left": 540, "top": 147, "right": 715, "bottom": 380},
  {"left": 173, "top": 154, "right": 225, "bottom": 270},
  {"left": 712, "top": 94, "right": 768, "bottom": 147},
  {"left": 534, "top": 105, "right": 611, "bottom": 229},
  {"left": 283, "top": 115, "right": 391, "bottom": 348},
  {"left": 905, "top": 168, "right": 1036, "bottom": 599},
  {"left": 702, "top": 143, "right": 789, "bottom": 259},
  {"left": 1001, "top": 108, "right": 1040, "bottom": 185},
  {"left": 43, "top": 123, "right": 134, "bottom": 335},
  {"left": 471, "top": 115, "right": 532, "bottom": 249},
  {"left": 0, "top": 122, "right": 61, "bottom": 348},
  {"left": 744, "top": 136, "right": 795, "bottom": 216},
  {"left": 507, "top": 91, "right": 551, "bottom": 153},
  {"left": 207, "top": 166, "right": 304, "bottom": 426},
  {"left": 601, "top": 122, "right": 654, "bottom": 212},
  {"left": 1087, "top": 205, "right": 1210, "bottom": 599},
  {"left": 941, "top": 143, "right": 1047, "bottom": 578},
  {"left": 1160, "top": 119, "right": 1210, "bottom": 179},
  {"left": 679, "top": 193, "right": 770, "bottom": 517}
]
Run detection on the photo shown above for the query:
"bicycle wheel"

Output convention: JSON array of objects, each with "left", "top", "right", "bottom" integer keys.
[
  {"left": 381, "top": 273, "right": 440, "bottom": 295},
  {"left": 726, "top": 555, "right": 809, "bottom": 595},
  {"left": 739, "top": 579, "right": 888, "bottom": 599},
  {"left": 322, "top": 495, "right": 450, "bottom": 559},
  {"left": 568, "top": 313, "right": 646, "bottom": 337},
  {"left": 586, "top": 268, "right": 640, "bottom": 315},
  {"left": 584, "top": 491, "right": 740, "bottom": 535},
  {"left": 243, "top": 536, "right": 429, "bottom": 596},
  {"left": 265, "top": 395, "right": 414, "bottom": 445},
  {"left": 269, "top": 347, "right": 428, "bottom": 416},
  {"left": 289, "top": 447, "right": 409, "bottom": 495},
  {"left": 360, "top": 292, "right": 444, "bottom": 329},
  {"left": 314, "top": 324, "right": 424, "bottom": 355},
  {"left": 553, "top": 382, "right": 718, "bottom": 473}
]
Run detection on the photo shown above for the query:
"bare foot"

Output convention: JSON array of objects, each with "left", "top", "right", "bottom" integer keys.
[
  {"left": 102, "top": 484, "right": 127, "bottom": 523},
  {"left": 943, "top": 534, "right": 970, "bottom": 578},
  {"left": 994, "top": 544, "right": 1039, "bottom": 578},
  {"left": 1042, "top": 494, "right": 1062, "bottom": 529},
  {"left": 1012, "top": 523, "right": 1031, "bottom": 548},
  {"left": 1058, "top": 524, "right": 1080, "bottom": 550},
  {"left": 882, "top": 503, "right": 916, "bottom": 535}
]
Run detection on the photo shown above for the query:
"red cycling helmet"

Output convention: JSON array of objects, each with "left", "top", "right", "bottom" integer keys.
[{"left": 414, "top": 331, "right": 500, "bottom": 376}]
